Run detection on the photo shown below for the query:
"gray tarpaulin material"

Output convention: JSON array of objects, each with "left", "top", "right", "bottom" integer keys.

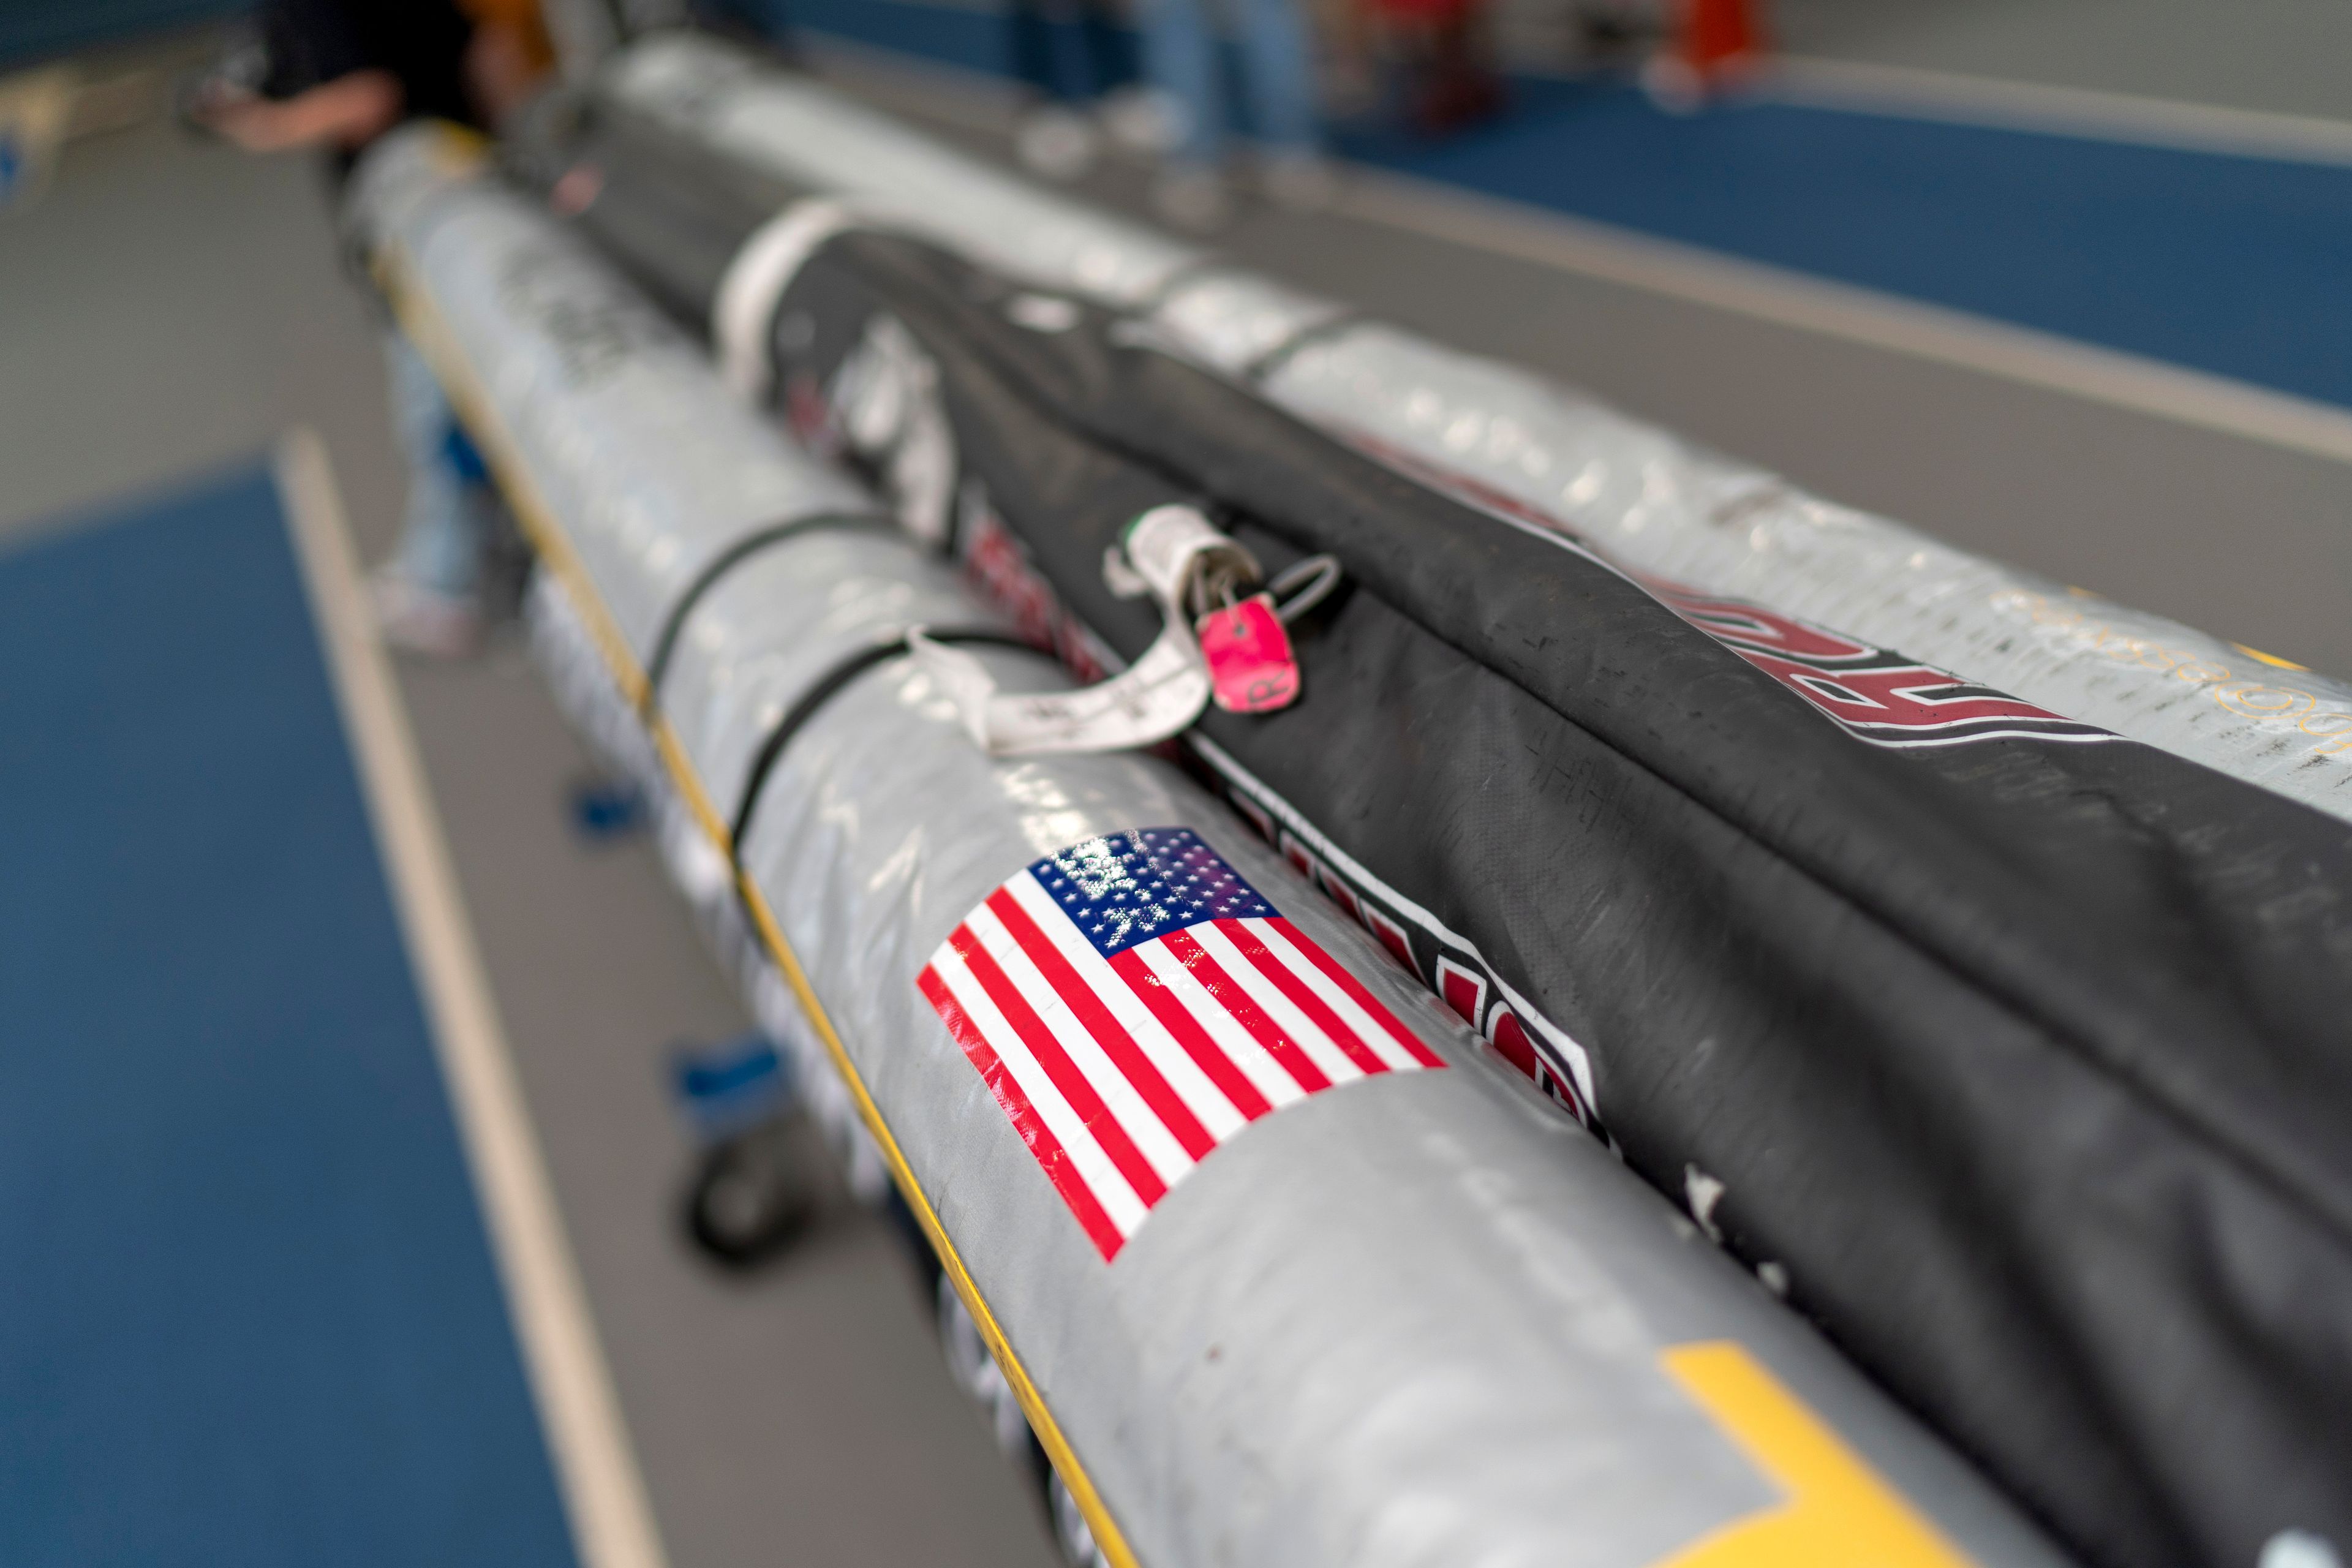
[
  {"left": 350, "top": 124, "right": 2070, "bottom": 1568},
  {"left": 600, "top": 32, "right": 2352, "bottom": 824}
]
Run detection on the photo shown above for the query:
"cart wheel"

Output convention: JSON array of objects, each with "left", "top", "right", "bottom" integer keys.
[{"left": 685, "top": 1114, "right": 818, "bottom": 1266}]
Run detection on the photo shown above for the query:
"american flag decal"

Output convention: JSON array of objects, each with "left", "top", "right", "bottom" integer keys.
[{"left": 918, "top": 827, "right": 1445, "bottom": 1259}]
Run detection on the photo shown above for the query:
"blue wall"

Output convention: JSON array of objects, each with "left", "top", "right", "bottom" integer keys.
[{"left": 1, "top": 0, "right": 249, "bottom": 69}]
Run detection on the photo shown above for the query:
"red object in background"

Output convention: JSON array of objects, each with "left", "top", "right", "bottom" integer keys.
[
  {"left": 1644, "top": 0, "right": 1765, "bottom": 106},
  {"left": 1371, "top": 0, "right": 1472, "bottom": 19},
  {"left": 1363, "top": 0, "right": 1505, "bottom": 133},
  {"left": 1678, "top": 0, "right": 1763, "bottom": 75}
]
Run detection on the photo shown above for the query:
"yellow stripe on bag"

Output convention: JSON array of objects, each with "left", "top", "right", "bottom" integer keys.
[
  {"left": 1657, "top": 1342, "right": 1978, "bottom": 1568},
  {"left": 381, "top": 216, "right": 1142, "bottom": 1568}
]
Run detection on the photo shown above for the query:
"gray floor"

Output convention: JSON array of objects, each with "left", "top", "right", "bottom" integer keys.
[
  {"left": 1776, "top": 0, "right": 2352, "bottom": 123},
  {"left": 0, "top": 42, "right": 1057, "bottom": 1568}
]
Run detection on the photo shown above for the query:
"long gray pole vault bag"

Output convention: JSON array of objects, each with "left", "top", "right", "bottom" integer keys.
[
  {"left": 557, "top": 29, "right": 2352, "bottom": 829},
  {"left": 350, "top": 125, "right": 2078, "bottom": 1568},
  {"left": 508, "top": 72, "right": 2352, "bottom": 1568}
]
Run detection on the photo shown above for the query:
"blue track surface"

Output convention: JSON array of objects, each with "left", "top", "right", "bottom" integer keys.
[
  {"left": 0, "top": 467, "right": 576, "bottom": 1567},
  {"left": 773, "top": 0, "right": 2352, "bottom": 410}
]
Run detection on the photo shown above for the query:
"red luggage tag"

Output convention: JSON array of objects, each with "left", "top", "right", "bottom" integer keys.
[{"left": 1197, "top": 593, "right": 1301, "bottom": 714}]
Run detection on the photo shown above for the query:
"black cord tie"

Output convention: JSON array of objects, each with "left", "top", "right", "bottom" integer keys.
[
  {"left": 728, "top": 627, "right": 1045, "bottom": 851},
  {"left": 639, "top": 510, "right": 898, "bottom": 717}
]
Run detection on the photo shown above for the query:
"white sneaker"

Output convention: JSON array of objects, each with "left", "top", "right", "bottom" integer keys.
[
  {"left": 1100, "top": 86, "right": 1183, "bottom": 158},
  {"left": 371, "top": 568, "right": 484, "bottom": 658},
  {"left": 1262, "top": 150, "right": 1338, "bottom": 212},
  {"left": 1015, "top": 106, "right": 1099, "bottom": 181},
  {"left": 1152, "top": 165, "right": 1232, "bottom": 233}
]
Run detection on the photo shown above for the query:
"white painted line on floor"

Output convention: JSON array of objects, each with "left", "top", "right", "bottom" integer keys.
[
  {"left": 1767, "top": 55, "right": 2352, "bottom": 168},
  {"left": 820, "top": 24, "right": 2352, "bottom": 170},
  {"left": 1332, "top": 168, "right": 2352, "bottom": 469},
  {"left": 274, "top": 428, "right": 670, "bottom": 1568}
]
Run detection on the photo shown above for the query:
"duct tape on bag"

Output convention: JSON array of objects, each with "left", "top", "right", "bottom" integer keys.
[
  {"left": 607, "top": 34, "right": 1201, "bottom": 304},
  {"left": 350, "top": 130, "right": 876, "bottom": 677},
  {"left": 354, "top": 124, "right": 2075, "bottom": 1568},
  {"left": 595, "top": 40, "right": 2352, "bottom": 825},
  {"left": 1256, "top": 325, "right": 2352, "bottom": 823}
]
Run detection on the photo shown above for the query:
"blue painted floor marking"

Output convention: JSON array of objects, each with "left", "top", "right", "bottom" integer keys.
[
  {"left": 0, "top": 465, "right": 577, "bottom": 1567},
  {"left": 1332, "top": 76, "right": 2352, "bottom": 410}
]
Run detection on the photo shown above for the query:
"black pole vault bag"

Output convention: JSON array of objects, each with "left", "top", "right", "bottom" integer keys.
[{"left": 521, "top": 99, "right": 2352, "bottom": 1568}]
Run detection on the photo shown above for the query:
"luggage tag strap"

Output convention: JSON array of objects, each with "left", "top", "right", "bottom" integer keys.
[
  {"left": 914, "top": 504, "right": 1249, "bottom": 755},
  {"left": 713, "top": 195, "right": 906, "bottom": 402}
]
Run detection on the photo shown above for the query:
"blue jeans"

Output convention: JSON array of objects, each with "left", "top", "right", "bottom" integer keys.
[
  {"left": 385, "top": 330, "right": 490, "bottom": 600},
  {"left": 1009, "top": 0, "right": 1133, "bottom": 105},
  {"left": 1138, "top": 0, "right": 1321, "bottom": 165}
]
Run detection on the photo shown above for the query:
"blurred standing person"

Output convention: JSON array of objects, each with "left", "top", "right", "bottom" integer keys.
[
  {"left": 1008, "top": 0, "right": 1133, "bottom": 180},
  {"left": 1308, "top": 0, "right": 1379, "bottom": 122},
  {"left": 193, "top": 0, "right": 473, "bottom": 162},
  {"left": 1138, "top": 0, "right": 1332, "bottom": 230},
  {"left": 193, "top": 0, "right": 555, "bottom": 655},
  {"left": 1377, "top": 0, "right": 1501, "bottom": 135},
  {"left": 466, "top": 0, "right": 560, "bottom": 119}
]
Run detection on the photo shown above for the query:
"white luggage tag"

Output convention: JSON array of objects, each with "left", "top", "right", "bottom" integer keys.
[{"left": 911, "top": 504, "right": 1252, "bottom": 755}]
